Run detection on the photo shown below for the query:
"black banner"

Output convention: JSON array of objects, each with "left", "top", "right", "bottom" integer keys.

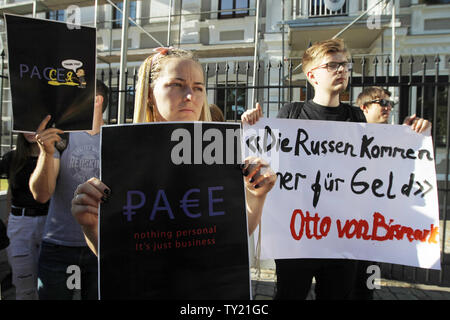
[
  {"left": 100, "top": 122, "right": 250, "bottom": 300},
  {"left": 5, "top": 14, "right": 96, "bottom": 132}
]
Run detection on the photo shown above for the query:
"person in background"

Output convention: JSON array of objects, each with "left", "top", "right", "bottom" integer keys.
[
  {"left": 357, "top": 86, "right": 430, "bottom": 132},
  {"left": 353, "top": 86, "right": 431, "bottom": 299},
  {"left": 29, "top": 80, "right": 109, "bottom": 300},
  {"left": 209, "top": 104, "right": 225, "bottom": 122},
  {"left": 0, "top": 133, "right": 48, "bottom": 299}
]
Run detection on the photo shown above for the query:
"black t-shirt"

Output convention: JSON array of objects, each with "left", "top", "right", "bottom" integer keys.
[
  {"left": 0, "top": 150, "right": 49, "bottom": 210},
  {"left": 277, "top": 99, "right": 367, "bottom": 123}
]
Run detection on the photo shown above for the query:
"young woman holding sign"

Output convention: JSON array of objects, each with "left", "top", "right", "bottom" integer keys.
[{"left": 70, "top": 47, "right": 277, "bottom": 256}]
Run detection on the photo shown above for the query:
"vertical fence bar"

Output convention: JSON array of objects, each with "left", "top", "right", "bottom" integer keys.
[
  {"left": 0, "top": 51, "right": 4, "bottom": 156},
  {"left": 124, "top": 68, "right": 129, "bottom": 122},
  {"left": 373, "top": 55, "right": 378, "bottom": 84},
  {"left": 215, "top": 63, "right": 219, "bottom": 107},
  {"left": 288, "top": 59, "right": 293, "bottom": 103},
  {"left": 256, "top": 61, "right": 261, "bottom": 108},
  {"left": 245, "top": 62, "right": 250, "bottom": 111},
  {"left": 224, "top": 62, "right": 229, "bottom": 121},
  {"left": 397, "top": 56, "right": 403, "bottom": 120},
  {"left": 420, "top": 56, "right": 427, "bottom": 118},
  {"left": 385, "top": 56, "right": 390, "bottom": 84},
  {"left": 108, "top": 68, "right": 113, "bottom": 124},
  {"left": 278, "top": 61, "right": 282, "bottom": 112},
  {"left": 100, "top": 70, "right": 105, "bottom": 123},
  {"left": 205, "top": 63, "right": 210, "bottom": 110},
  {"left": 234, "top": 62, "right": 239, "bottom": 121},
  {"left": 433, "top": 56, "right": 440, "bottom": 150},
  {"left": 349, "top": 57, "right": 354, "bottom": 104},
  {"left": 266, "top": 61, "right": 271, "bottom": 116},
  {"left": 116, "top": 69, "right": 120, "bottom": 124},
  {"left": 132, "top": 67, "right": 137, "bottom": 122},
  {"left": 361, "top": 56, "right": 366, "bottom": 91}
]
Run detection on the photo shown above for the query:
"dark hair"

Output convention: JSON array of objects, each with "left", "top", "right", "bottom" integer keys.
[
  {"left": 209, "top": 104, "right": 225, "bottom": 122},
  {"left": 96, "top": 80, "right": 109, "bottom": 113},
  {"left": 9, "top": 134, "right": 33, "bottom": 188}
]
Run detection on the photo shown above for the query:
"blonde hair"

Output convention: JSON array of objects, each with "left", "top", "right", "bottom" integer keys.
[
  {"left": 133, "top": 48, "right": 211, "bottom": 123},
  {"left": 302, "top": 38, "right": 350, "bottom": 74},
  {"left": 356, "top": 86, "right": 391, "bottom": 106}
]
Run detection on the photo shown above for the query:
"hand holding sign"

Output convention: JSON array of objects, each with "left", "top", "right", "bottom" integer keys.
[
  {"left": 241, "top": 103, "right": 263, "bottom": 125},
  {"left": 72, "top": 177, "right": 111, "bottom": 256},
  {"left": 243, "top": 156, "right": 277, "bottom": 196},
  {"left": 35, "top": 115, "right": 64, "bottom": 156},
  {"left": 242, "top": 156, "right": 277, "bottom": 234},
  {"left": 403, "top": 114, "right": 432, "bottom": 134}
]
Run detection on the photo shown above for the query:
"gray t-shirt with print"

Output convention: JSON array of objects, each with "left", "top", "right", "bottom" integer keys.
[{"left": 42, "top": 131, "right": 100, "bottom": 247}]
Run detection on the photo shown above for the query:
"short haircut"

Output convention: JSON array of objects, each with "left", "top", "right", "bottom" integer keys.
[
  {"left": 356, "top": 86, "right": 391, "bottom": 106},
  {"left": 302, "top": 38, "right": 350, "bottom": 74},
  {"left": 96, "top": 80, "right": 109, "bottom": 113}
]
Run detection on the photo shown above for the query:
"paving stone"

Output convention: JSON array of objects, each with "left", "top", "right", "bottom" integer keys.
[
  {"left": 255, "top": 284, "right": 275, "bottom": 297},
  {"left": 375, "top": 288, "right": 397, "bottom": 300},
  {"left": 425, "top": 290, "right": 449, "bottom": 300},
  {"left": 409, "top": 288, "right": 432, "bottom": 300}
]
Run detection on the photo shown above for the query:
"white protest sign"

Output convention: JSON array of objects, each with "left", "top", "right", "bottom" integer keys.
[{"left": 243, "top": 118, "right": 440, "bottom": 270}]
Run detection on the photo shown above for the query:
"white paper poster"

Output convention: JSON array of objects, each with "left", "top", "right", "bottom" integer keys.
[{"left": 243, "top": 118, "right": 440, "bottom": 270}]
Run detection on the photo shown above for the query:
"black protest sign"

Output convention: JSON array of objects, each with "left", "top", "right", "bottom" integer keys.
[
  {"left": 5, "top": 14, "right": 96, "bottom": 132},
  {"left": 100, "top": 122, "right": 250, "bottom": 300}
]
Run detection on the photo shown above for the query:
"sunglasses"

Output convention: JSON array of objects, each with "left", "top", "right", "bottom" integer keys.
[
  {"left": 309, "top": 61, "right": 353, "bottom": 73},
  {"left": 366, "top": 99, "right": 394, "bottom": 107}
]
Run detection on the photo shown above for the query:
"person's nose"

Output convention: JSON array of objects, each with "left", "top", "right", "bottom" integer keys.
[{"left": 184, "top": 87, "right": 193, "bottom": 101}]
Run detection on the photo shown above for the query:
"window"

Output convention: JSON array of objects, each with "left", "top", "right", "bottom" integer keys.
[
  {"left": 219, "top": 0, "right": 249, "bottom": 19},
  {"left": 216, "top": 84, "right": 247, "bottom": 120},
  {"left": 421, "top": 0, "right": 450, "bottom": 4},
  {"left": 309, "top": 0, "right": 347, "bottom": 17},
  {"left": 47, "top": 10, "right": 65, "bottom": 22},
  {"left": 113, "top": 1, "right": 137, "bottom": 28}
]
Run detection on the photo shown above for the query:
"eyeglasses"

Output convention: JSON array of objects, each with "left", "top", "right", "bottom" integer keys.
[
  {"left": 309, "top": 61, "right": 353, "bottom": 73},
  {"left": 365, "top": 99, "right": 394, "bottom": 108}
]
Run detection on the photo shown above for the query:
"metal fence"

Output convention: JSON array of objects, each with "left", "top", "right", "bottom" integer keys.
[{"left": 2, "top": 52, "right": 450, "bottom": 285}]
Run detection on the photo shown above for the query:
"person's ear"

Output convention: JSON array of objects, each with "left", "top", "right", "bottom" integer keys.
[
  {"left": 306, "top": 71, "right": 318, "bottom": 86},
  {"left": 360, "top": 104, "right": 369, "bottom": 113}
]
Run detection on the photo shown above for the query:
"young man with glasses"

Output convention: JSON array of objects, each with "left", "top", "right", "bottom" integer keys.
[
  {"left": 243, "top": 38, "right": 365, "bottom": 300},
  {"left": 275, "top": 38, "right": 364, "bottom": 300},
  {"left": 244, "top": 38, "right": 432, "bottom": 300},
  {"left": 243, "top": 39, "right": 432, "bottom": 300}
]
